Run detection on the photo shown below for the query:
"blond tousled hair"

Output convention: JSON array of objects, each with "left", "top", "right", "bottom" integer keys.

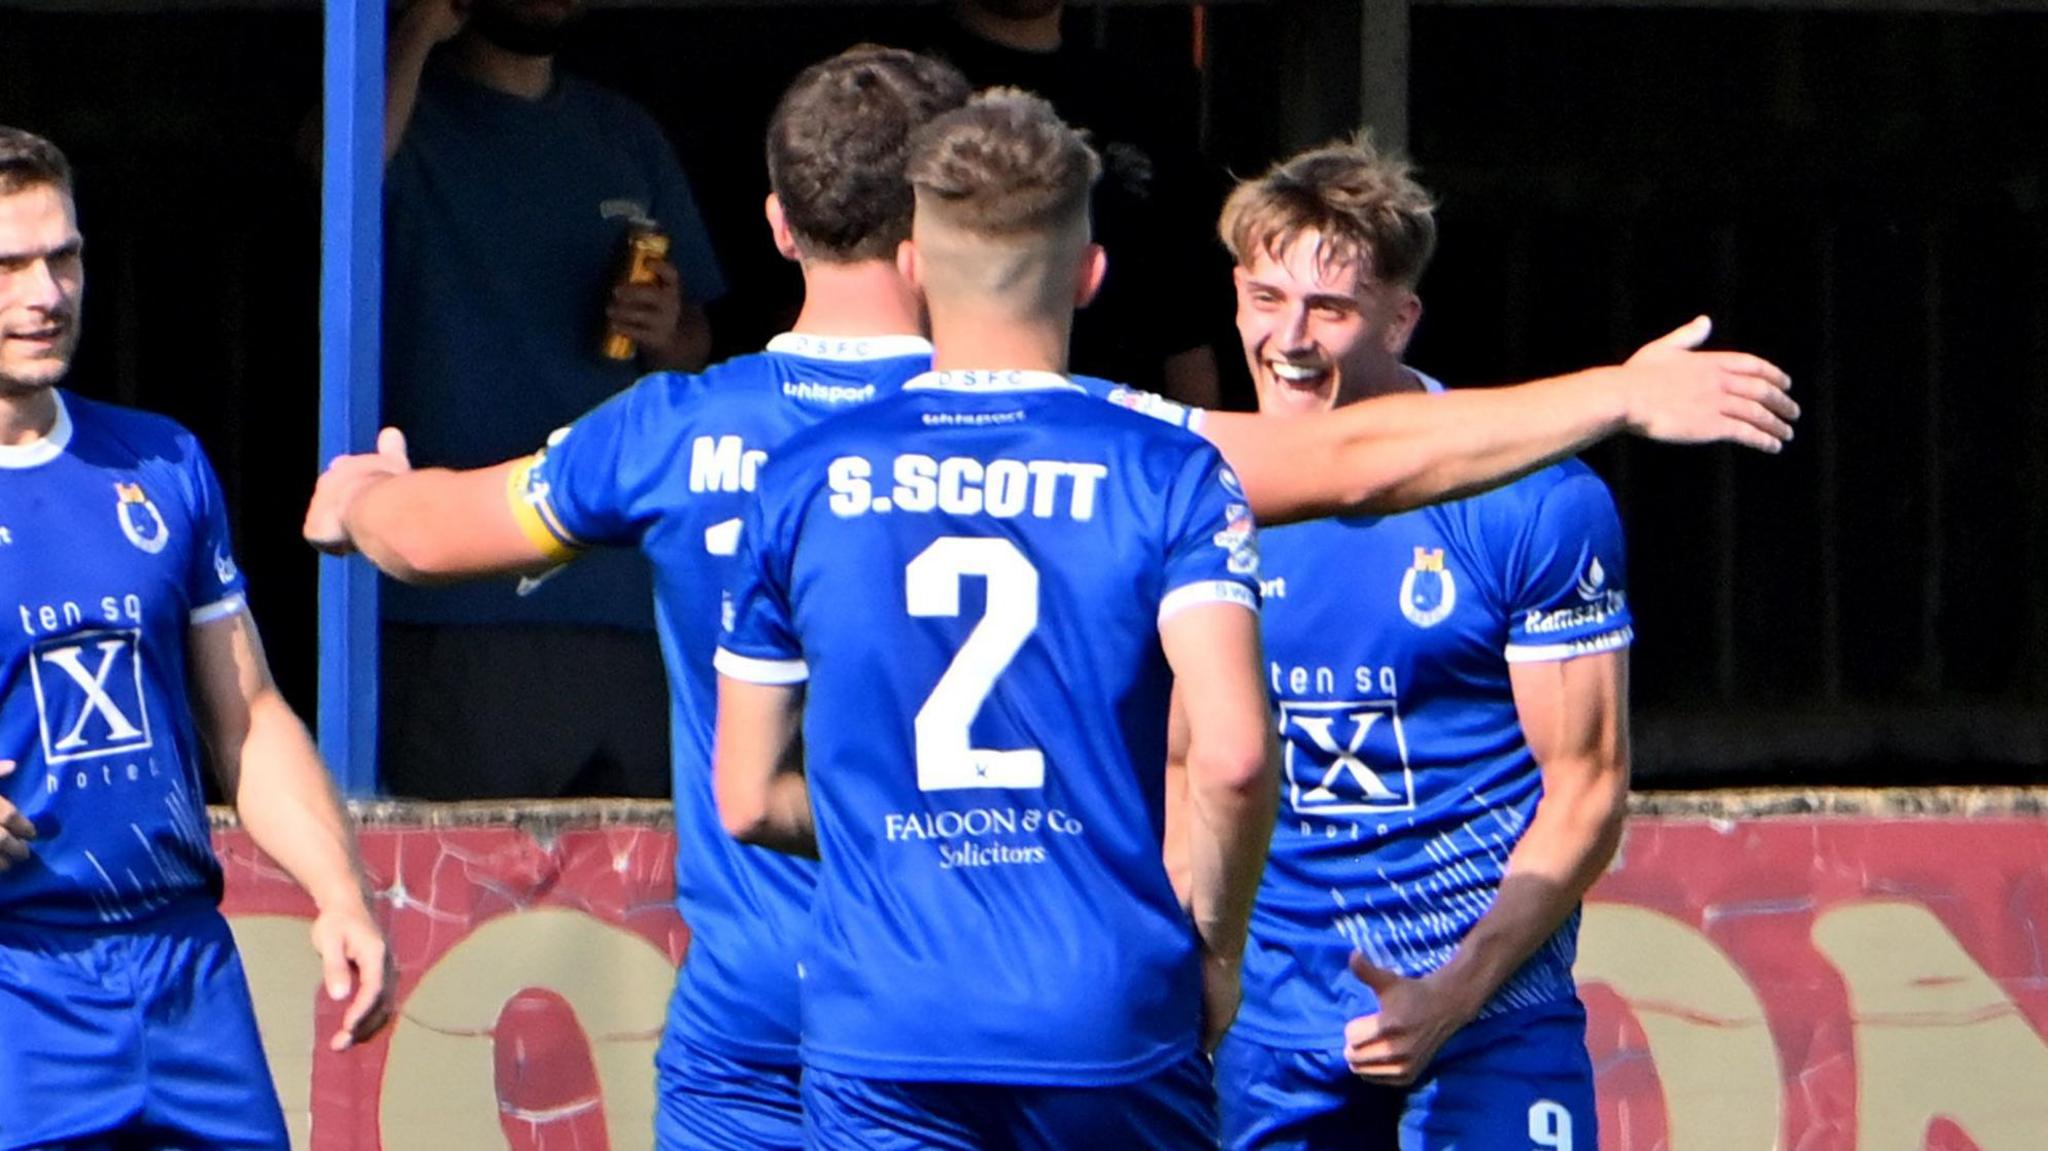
[{"left": 1219, "top": 134, "right": 1437, "bottom": 289}]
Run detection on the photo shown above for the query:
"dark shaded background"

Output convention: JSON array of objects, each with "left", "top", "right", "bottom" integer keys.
[{"left": 3, "top": 1, "right": 2043, "bottom": 788}]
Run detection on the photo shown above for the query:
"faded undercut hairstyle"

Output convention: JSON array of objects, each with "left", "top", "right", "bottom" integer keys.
[
  {"left": 0, "top": 126, "right": 74, "bottom": 198},
  {"left": 1219, "top": 134, "right": 1437, "bottom": 290},
  {"left": 766, "top": 46, "right": 972, "bottom": 262},
  {"left": 904, "top": 87, "right": 1100, "bottom": 239}
]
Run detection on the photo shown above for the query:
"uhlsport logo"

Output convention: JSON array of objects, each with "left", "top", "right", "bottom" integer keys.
[
  {"left": 115, "top": 483, "right": 169, "bottom": 555},
  {"left": 1280, "top": 699, "right": 1416, "bottom": 816},
  {"left": 1399, "top": 546, "right": 1456, "bottom": 628},
  {"left": 30, "top": 628, "right": 153, "bottom": 763}
]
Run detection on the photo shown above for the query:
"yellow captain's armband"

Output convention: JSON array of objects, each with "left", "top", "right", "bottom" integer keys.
[{"left": 506, "top": 453, "right": 580, "bottom": 563}]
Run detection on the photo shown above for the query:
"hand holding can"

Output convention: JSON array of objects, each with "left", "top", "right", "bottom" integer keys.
[{"left": 602, "top": 223, "right": 672, "bottom": 361}]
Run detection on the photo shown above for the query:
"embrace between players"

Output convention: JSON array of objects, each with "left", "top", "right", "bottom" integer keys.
[
  {"left": 310, "top": 46, "right": 1793, "bottom": 1151},
  {"left": 0, "top": 38, "right": 1795, "bottom": 1151}
]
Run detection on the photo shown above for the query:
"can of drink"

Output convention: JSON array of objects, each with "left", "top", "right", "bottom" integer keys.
[{"left": 601, "top": 223, "right": 671, "bottom": 361}]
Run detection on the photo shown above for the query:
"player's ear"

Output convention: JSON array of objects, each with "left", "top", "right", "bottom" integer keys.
[
  {"left": 896, "top": 239, "right": 923, "bottom": 294},
  {"left": 1074, "top": 243, "right": 1107, "bottom": 309},
  {"left": 765, "top": 195, "right": 801, "bottom": 263},
  {"left": 1385, "top": 290, "right": 1423, "bottom": 356}
]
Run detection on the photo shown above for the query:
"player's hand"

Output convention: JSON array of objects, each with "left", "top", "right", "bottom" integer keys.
[
  {"left": 0, "top": 760, "right": 37, "bottom": 872},
  {"left": 311, "top": 903, "right": 396, "bottom": 1051},
  {"left": 391, "top": 0, "right": 469, "bottom": 55},
  {"left": 1200, "top": 945, "right": 1243, "bottom": 1054},
  {"left": 1618, "top": 315, "right": 1799, "bottom": 453},
  {"left": 1341, "top": 953, "right": 1474, "bottom": 1086},
  {"left": 305, "top": 427, "right": 413, "bottom": 555},
  {"left": 607, "top": 259, "right": 686, "bottom": 364}
]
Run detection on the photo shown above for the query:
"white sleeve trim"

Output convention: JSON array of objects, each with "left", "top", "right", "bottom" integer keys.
[
  {"left": 189, "top": 594, "right": 248, "bottom": 627},
  {"left": 714, "top": 647, "right": 811, "bottom": 685},
  {"left": 1504, "top": 626, "right": 1634, "bottom": 664},
  {"left": 1159, "top": 580, "right": 1259, "bottom": 624}
]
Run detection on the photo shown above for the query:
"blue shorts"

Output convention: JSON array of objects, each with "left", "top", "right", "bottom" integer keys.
[
  {"left": 1216, "top": 999, "right": 1596, "bottom": 1151},
  {"left": 0, "top": 906, "right": 287, "bottom": 1151},
  {"left": 655, "top": 1027, "right": 804, "bottom": 1151},
  {"left": 802, "top": 1049, "right": 1217, "bottom": 1151}
]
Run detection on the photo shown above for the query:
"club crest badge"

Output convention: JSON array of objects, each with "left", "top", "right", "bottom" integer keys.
[
  {"left": 1398, "top": 546, "right": 1456, "bottom": 628},
  {"left": 116, "top": 483, "right": 169, "bottom": 555}
]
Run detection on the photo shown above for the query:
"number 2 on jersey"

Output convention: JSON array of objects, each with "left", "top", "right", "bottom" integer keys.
[{"left": 904, "top": 537, "right": 1044, "bottom": 791}]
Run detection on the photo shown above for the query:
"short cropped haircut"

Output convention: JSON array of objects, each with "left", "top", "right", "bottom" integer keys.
[
  {"left": 905, "top": 88, "right": 1099, "bottom": 237},
  {"left": 766, "top": 46, "right": 972, "bottom": 262},
  {"left": 0, "top": 126, "right": 74, "bottom": 198},
  {"left": 1219, "top": 134, "right": 1436, "bottom": 289}
]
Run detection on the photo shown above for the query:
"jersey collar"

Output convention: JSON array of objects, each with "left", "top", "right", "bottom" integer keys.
[
  {"left": 0, "top": 389, "right": 73, "bottom": 470},
  {"left": 903, "top": 370, "right": 1086, "bottom": 395},
  {"left": 766, "top": 333, "right": 933, "bottom": 362}
]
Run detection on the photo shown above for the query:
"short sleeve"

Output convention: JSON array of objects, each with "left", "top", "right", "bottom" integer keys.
[
  {"left": 712, "top": 462, "right": 807, "bottom": 685},
  {"left": 1158, "top": 444, "right": 1260, "bottom": 624},
  {"left": 1075, "top": 377, "right": 1208, "bottom": 435},
  {"left": 182, "top": 439, "right": 248, "bottom": 626},
  {"left": 1500, "top": 470, "right": 1634, "bottom": 663},
  {"left": 510, "top": 375, "right": 682, "bottom": 558}
]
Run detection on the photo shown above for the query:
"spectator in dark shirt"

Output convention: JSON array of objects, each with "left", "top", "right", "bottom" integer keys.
[{"left": 378, "top": 0, "right": 726, "bottom": 800}]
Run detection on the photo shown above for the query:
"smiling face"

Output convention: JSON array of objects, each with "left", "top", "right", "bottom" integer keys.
[
  {"left": 1233, "top": 230, "right": 1419, "bottom": 417},
  {"left": 0, "top": 182, "right": 84, "bottom": 395}
]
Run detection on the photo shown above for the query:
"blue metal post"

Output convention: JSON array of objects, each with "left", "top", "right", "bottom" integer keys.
[{"left": 318, "top": 0, "right": 383, "bottom": 794}]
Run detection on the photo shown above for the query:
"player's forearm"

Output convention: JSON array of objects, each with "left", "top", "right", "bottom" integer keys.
[
  {"left": 228, "top": 694, "right": 373, "bottom": 915},
  {"left": 727, "top": 772, "right": 819, "bottom": 860},
  {"left": 1184, "top": 733, "right": 1278, "bottom": 961},
  {"left": 1330, "top": 368, "right": 1631, "bottom": 516},
  {"left": 341, "top": 468, "right": 543, "bottom": 584},
  {"left": 1435, "top": 768, "right": 1626, "bottom": 1016},
  {"left": 1162, "top": 755, "right": 1194, "bottom": 913}
]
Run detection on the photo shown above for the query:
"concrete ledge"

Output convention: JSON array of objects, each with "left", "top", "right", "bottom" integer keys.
[{"left": 206, "top": 789, "right": 2048, "bottom": 830}]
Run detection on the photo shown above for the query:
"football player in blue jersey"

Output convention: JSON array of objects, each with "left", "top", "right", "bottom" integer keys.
[
  {"left": 1200, "top": 137, "right": 1639, "bottom": 1151},
  {"left": 0, "top": 126, "right": 392, "bottom": 1150},
  {"left": 712, "top": 87, "right": 1275, "bottom": 1149},
  {"left": 306, "top": 45, "right": 1794, "bottom": 1151},
  {"left": 311, "top": 47, "right": 968, "bottom": 1151}
]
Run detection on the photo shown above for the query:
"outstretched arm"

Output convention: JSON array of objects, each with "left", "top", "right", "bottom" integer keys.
[
  {"left": 190, "top": 609, "right": 394, "bottom": 1052},
  {"left": 1205, "top": 317, "right": 1796, "bottom": 525},
  {"left": 304, "top": 427, "right": 560, "bottom": 583}
]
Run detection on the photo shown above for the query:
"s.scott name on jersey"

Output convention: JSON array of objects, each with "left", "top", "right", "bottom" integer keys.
[{"left": 825, "top": 454, "right": 1110, "bottom": 520}]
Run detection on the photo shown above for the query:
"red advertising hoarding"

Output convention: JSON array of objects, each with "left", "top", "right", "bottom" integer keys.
[{"left": 217, "top": 804, "right": 2048, "bottom": 1150}]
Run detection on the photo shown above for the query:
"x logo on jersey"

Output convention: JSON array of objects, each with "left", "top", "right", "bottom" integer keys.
[{"left": 33, "top": 631, "right": 152, "bottom": 761}]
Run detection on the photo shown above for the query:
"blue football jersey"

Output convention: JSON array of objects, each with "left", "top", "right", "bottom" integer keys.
[
  {"left": 717, "top": 370, "right": 1258, "bottom": 1085},
  {"left": 0, "top": 392, "right": 247, "bottom": 928},
  {"left": 1234, "top": 438, "right": 1633, "bottom": 1048},
  {"left": 509, "top": 333, "right": 933, "bottom": 1063}
]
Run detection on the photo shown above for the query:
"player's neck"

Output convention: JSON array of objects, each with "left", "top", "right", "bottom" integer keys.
[
  {"left": 1347, "top": 364, "right": 1427, "bottom": 403},
  {"left": 926, "top": 304, "right": 1071, "bottom": 375},
  {"left": 791, "top": 261, "right": 926, "bottom": 340},
  {"left": 0, "top": 387, "right": 59, "bottom": 447},
  {"left": 448, "top": 35, "right": 556, "bottom": 100},
  {"left": 954, "top": 6, "right": 1063, "bottom": 52}
]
